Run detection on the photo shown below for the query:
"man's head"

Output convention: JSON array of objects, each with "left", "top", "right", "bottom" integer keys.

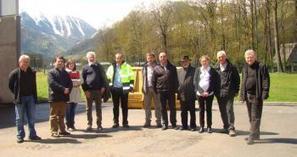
[
  {"left": 244, "top": 49, "right": 257, "bottom": 65},
  {"left": 19, "top": 55, "right": 30, "bottom": 71},
  {"left": 146, "top": 52, "right": 156, "bottom": 64},
  {"left": 53, "top": 56, "right": 65, "bottom": 70},
  {"left": 217, "top": 50, "right": 227, "bottom": 65},
  {"left": 180, "top": 55, "right": 191, "bottom": 68},
  {"left": 199, "top": 55, "right": 210, "bottom": 68},
  {"left": 158, "top": 51, "right": 168, "bottom": 65},
  {"left": 115, "top": 52, "right": 124, "bottom": 64},
  {"left": 86, "top": 51, "right": 96, "bottom": 63}
]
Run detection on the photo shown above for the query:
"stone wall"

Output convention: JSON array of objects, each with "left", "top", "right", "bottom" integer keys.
[{"left": 0, "top": 15, "right": 20, "bottom": 104}]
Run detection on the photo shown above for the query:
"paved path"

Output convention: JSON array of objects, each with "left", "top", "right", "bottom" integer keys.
[{"left": 0, "top": 102, "right": 296, "bottom": 157}]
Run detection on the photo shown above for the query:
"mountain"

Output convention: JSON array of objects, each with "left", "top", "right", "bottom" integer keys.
[{"left": 20, "top": 11, "right": 97, "bottom": 58}]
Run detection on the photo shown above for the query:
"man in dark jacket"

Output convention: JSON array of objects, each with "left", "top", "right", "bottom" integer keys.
[
  {"left": 152, "top": 51, "right": 179, "bottom": 130},
  {"left": 240, "top": 49, "right": 270, "bottom": 145},
  {"left": 48, "top": 56, "right": 73, "bottom": 137},
  {"left": 8, "top": 55, "right": 41, "bottom": 143},
  {"left": 177, "top": 56, "right": 196, "bottom": 131},
  {"left": 142, "top": 52, "right": 162, "bottom": 128},
  {"left": 82, "top": 51, "right": 107, "bottom": 132},
  {"left": 215, "top": 51, "right": 240, "bottom": 136}
]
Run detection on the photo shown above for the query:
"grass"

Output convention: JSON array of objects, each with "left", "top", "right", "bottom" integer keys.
[
  {"left": 268, "top": 73, "right": 297, "bottom": 102},
  {"left": 36, "top": 72, "right": 297, "bottom": 103}
]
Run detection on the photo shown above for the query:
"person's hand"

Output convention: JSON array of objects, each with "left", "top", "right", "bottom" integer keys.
[
  {"left": 64, "top": 88, "right": 69, "bottom": 94},
  {"left": 203, "top": 92, "right": 209, "bottom": 97},
  {"left": 129, "top": 87, "right": 134, "bottom": 93},
  {"left": 84, "top": 91, "right": 91, "bottom": 98},
  {"left": 240, "top": 100, "right": 245, "bottom": 104},
  {"left": 100, "top": 88, "right": 106, "bottom": 95}
]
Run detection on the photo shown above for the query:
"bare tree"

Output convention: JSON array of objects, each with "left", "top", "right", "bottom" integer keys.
[{"left": 273, "top": 0, "right": 284, "bottom": 72}]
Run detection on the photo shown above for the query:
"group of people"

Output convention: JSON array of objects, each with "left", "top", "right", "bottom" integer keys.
[{"left": 8, "top": 49, "right": 270, "bottom": 145}]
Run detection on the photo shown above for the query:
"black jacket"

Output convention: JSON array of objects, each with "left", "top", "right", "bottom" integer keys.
[
  {"left": 8, "top": 67, "right": 37, "bottom": 104},
  {"left": 81, "top": 63, "right": 108, "bottom": 91},
  {"left": 193, "top": 66, "right": 219, "bottom": 96},
  {"left": 215, "top": 59, "right": 240, "bottom": 98},
  {"left": 48, "top": 68, "right": 73, "bottom": 102},
  {"left": 152, "top": 61, "right": 179, "bottom": 93},
  {"left": 178, "top": 65, "right": 196, "bottom": 102},
  {"left": 240, "top": 61, "right": 270, "bottom": 101},
  {"left": 142, "top": 61, "right": 157, "bottom": 94}
]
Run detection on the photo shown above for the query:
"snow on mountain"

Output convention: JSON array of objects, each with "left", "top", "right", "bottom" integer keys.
[
  {"left": 20, "top": 11, "right": 97, "bottom": 57},
  {"left": 21, "top": 11, "right": 96, "bottom": 40}
]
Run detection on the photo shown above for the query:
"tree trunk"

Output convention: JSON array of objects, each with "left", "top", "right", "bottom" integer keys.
[{"left": 273, "top": 0, "right": 284, "bottom": 72}]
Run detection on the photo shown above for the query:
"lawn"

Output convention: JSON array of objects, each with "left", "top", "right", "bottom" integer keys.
[{"left": 36, "top": 72, "right": 297, "bottom": 103}]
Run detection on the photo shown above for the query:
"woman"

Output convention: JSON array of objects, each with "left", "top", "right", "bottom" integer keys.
[
  {"left": 65, "top": 59, "right": 81, "bottom": 131},
  {"left": 193, "top": 55, "right": 219, "bottom": 133}
]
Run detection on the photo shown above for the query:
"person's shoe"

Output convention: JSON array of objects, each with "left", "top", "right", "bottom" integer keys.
[
  {"left": 207, "top": 127, "right": 212, "bottom": 133},
  {"left": 86, "top": 125, "right": 92, "bottom": 132},
  {"left": 179, "top": 127, "right": 188, "bottom": 131},
  {"left": 171, "top": 124, "right": 178, "bottom": 130},
  {"left": 190, "top": 127, "right": 196, "bottom": 131},
  {"left": 97, "top": 126, "right": 103, "bottom": 132},
  {"left": 245, "top": 136, "right": 260, "bottom": 141},
  {"left": 162, "top": 125, "right": 168, "bottom": 130},
  {"left": 17, "top": 138, "right": 24, "bottom": 143},
  {"left": 68, "top": 126, "right": 76, "bottom": 131},
  {"left": 29, "top": 136, "right": 42, "bottom": 141},
  {"left": 59, "top": 131, "right": 71, "bottom": 136},
  {"left": 247, "top": 138, "right": 254, "bottom": 145},
  {"left": 199, "top": 127, "right": 204, "bottom": 133},
  {"left": 143, "top": 122, "right": 151, "bottom": 128},
  {"left": 51, "top": 132, "right": 60, "bottom": 138},
  {"left": 156, "top": 123, "right": 162, "bottom": 128},
  {"left": 123, "top": 124, "right": 129, "bottom": 128},
  {"left": 229, "top": 129, "right": 236, "bottom": 137},
  {"left": 112, "top": 123, "right": 119, "bottom": 128}
]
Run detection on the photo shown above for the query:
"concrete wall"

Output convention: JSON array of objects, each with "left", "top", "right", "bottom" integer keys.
[{"left": 0, "top": 15, "right": 20, "bottom": 104}]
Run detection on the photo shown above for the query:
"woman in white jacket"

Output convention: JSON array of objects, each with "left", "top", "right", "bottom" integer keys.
[{"left": 65, "top": 59, "right": 81, "bottom": 131}]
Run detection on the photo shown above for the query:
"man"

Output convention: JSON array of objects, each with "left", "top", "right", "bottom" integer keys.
[
  {"left": 106, "top": 52, "right": 135, "bottom": 128},
  {"left": 82, "top": 51, "right": 107, "bottom": 132},
  {"left": 177, "top": 56, "right": 196, "bottom": 131},
  {"left": 48, "top": 56, "right": 73, "bottom": 137},
  {"left": 240, "top": 49, "right": 270, "bottom": 145},
  {"left": 9, "top": 55, "right": 41, "bottom": 143},
  {"left": 215, "top": 50, "right": 240, "bottom": 136},
  {"left": 152, "top": 51, "right": 179, "bottom": 130},
  {"left": 142, "top": 52, "right": 162, "bottom": 128}
]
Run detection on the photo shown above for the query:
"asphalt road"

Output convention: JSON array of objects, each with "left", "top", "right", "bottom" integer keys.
[{"left": 0, "top": 102, "right": 296, "bottom": 157}]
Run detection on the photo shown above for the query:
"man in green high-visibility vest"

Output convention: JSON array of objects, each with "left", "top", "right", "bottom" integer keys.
[{"left": 106, "top": 52, "right": 135, "bottom": 128}]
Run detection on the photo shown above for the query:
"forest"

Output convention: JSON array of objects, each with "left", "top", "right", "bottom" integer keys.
[{"left": 92, "top": 0, "right": 296, "bottom": 72}]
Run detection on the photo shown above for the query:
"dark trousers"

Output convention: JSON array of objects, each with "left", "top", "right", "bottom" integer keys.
[
  {"left": 66, "top": 102, "right": 77, "bottom": 128},
  {"left": 159, "top": 91, "right": 176, "bottom": 127},
  {"left": 217, "top": 95, "right": 235, "bottom": 130},
  {"left": 180, "top": 100, "right": 196, "bottom": 129},
  {"left": 198, "top": 95, "right": 214, "bottom": 128},
  {"left": 246, "top": 94, "right": 263, "bottom": 139},
  {"left": 111, "top": 87, "right": 129, "bottom": 125},
  {"left": 85, "top": 90, "right": 102, "bottom": 127}
]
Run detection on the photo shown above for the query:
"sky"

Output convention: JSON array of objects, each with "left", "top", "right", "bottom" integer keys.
[{"left": 19, "top": 0, "right": 160, "bottom": 29}]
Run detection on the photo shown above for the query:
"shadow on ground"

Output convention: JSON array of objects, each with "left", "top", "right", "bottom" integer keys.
[{"left": 256, "top": 138, "right": 297, "bottom": 145}]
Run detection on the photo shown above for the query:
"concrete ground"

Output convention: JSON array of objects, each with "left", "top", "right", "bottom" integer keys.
[{"left": 0, "top": 102, "right": 296, "bottom": 157}]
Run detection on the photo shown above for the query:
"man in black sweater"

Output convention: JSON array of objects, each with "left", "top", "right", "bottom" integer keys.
[
  {"left": 82, "top": 51, "right": 107, "bottom": 132},
  {"left": 9, "top": 55, "right": 41, "bottom": 143},
  {"left": 240, "top": 49, "right": 270, "bottom": 145},
  {"left": 215, "top": 51, "right": 240, "bottom": 136},
  {"left": 48, "top": 56, "right": 73, "bottom": 137}
]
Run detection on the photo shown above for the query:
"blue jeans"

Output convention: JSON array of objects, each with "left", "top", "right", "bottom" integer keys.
[
  {"left": 15, "top": 96, "right": 37, "bottom": 139},
  {"left": 66, "top": 102, "right": 77, "bottom": 128}
]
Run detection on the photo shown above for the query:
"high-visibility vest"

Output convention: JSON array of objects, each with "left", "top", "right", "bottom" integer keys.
[{"left": 106, "top": 62, "right": 135, "bottom": 91}]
